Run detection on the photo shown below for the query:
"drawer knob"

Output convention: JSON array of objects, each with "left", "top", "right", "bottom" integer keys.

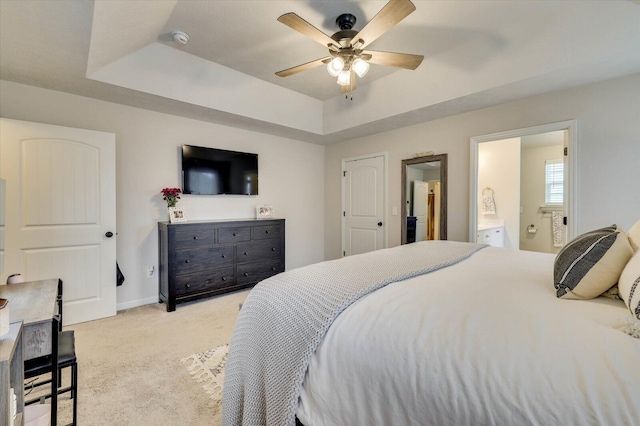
[
  {"left": 266, "top": 230, "right": 270, "bottom": 234},
  {"left": 233, "top": 232, "right": 238, "bottom": 236},
  {"left": 222, "top": 254, "right": 226, "bottom": 258},
  {"left": 271, "top": 267, "right": 276, "bottom": 271},
  {"left": 244, "top": 252, "right": 248, "bottom": 255},
  {"left": 193, "top": 236, "right": 199, "bottom": 240},
  {"left": 185, "top": 259, "right": 190, "bottom": 263},
  {"left": 271, "top": 247, "right": 276, "bottom": 251},
  {"left": 244, "top": 272, "right": 249, "bottom": 277},
  {"left": 186, "top": 283, "right": 191, "bottom": 288},
  {"left": 222, "top": 277, "right": 227, "bottom": 281}
]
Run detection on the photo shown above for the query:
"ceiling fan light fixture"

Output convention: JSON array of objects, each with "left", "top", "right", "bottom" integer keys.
[
  {"left": 327, "top": 57, "right": 345, "bottom": 77},
  {"left": 352, "top": 58, "right": 370, "bottom": 77},
  {"left": 337, "top": 70, "right": 351, "bottom": 86}
]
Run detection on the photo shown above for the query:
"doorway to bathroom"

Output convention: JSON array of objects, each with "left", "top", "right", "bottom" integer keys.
[{"left": 469, "top": 121, "right": 577, "bottom": 253}]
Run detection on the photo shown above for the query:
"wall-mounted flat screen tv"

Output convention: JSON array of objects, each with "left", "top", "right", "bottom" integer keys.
[{"left": 181, "top": 145, "right": 258, "bottom": 195}]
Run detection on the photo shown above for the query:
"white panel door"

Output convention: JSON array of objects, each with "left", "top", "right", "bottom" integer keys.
[
  {"left": 0, "top": 118, "right": 116, "bottom": 325},
  {"left": 413, "top": 180, "right": 428, "bottom": 242},
  {"left": 343, "top": 156, "right": 385, "bottom": 256}
]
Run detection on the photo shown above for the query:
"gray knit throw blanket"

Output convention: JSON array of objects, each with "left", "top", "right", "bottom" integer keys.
[{"left": 222, "top": 241, "right": 486, "bottom": 426}]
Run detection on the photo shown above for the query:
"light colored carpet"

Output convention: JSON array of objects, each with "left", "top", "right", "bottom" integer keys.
[{"left": 46, "top": 289, "right": 249, "bottom": 425}]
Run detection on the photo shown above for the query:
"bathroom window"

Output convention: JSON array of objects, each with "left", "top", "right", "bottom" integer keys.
[{"left": 545, "top": 159, "right": 564, "bottom": 205}]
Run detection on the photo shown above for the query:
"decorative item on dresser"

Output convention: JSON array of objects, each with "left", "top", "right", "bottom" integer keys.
[{"left": 158, "top": 219, "right": 285, "bottom": 312}]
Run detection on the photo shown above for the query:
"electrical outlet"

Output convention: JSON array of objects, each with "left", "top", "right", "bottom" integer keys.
[{"left": 146, "top": 266, "right": 155, "bottom": 278}]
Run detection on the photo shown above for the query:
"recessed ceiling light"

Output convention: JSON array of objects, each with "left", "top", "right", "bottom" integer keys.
[{"left": 172, "top": 31, "right": 189, "bottom": 45}]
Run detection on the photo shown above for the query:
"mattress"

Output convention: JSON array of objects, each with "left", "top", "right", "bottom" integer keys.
[{"left": 297, "top": 247, "right": 640, "bottom": 426}]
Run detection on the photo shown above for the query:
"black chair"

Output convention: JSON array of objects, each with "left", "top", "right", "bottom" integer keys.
[{"left": 24, "top": 281, "right": 78, "bottom": 425}]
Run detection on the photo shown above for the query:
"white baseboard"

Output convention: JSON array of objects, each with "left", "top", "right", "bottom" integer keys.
[{"left": 117, "top": 296, "right": 159, "bottom": 312}]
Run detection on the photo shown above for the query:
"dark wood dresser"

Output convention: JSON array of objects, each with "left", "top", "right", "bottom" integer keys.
[{"left": 158, "top": 219, "right": 285, "bottom": 311}]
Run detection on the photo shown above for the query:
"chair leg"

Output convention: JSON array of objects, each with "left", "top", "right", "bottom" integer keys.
[
  {"left": 72, "top": 363, "right": 78, "bottom": 425},
  {"left": 71, "top": 363, "right": 76, "bottom": 399}
]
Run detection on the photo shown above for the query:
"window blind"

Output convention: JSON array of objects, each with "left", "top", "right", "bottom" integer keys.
[{"left": 545, "top": 159, "right": 564, "bottom": 204}]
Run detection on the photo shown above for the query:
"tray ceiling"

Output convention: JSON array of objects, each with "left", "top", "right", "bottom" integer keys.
[{"left": 1, "top": 0, "right": 639, "bottom": 144}]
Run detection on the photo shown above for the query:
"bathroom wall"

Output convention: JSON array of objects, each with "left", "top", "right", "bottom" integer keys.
[
  {"left": 478, "top": 138, "right": 521, "bottom": 249},
  {"left": 520, "top": 141, "right": 564, "bottom": 253}
]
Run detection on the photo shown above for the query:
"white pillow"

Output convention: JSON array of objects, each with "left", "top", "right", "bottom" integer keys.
[
  {"left": 554, "top": 225, "right": 633, "bottom": 300},
  {"left": 628, "top": 220, "right": 640, "bottom": 252},
  {"left": 619, "top": 250, "right": 640, "bottom": 319}
]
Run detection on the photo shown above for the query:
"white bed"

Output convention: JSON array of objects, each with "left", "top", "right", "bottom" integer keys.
[
  {"left": 223, "top": 243, "right": 640, "bottom": 426},
  {"left": 297, "top": 247, "right": 640, "bottom": 426}
]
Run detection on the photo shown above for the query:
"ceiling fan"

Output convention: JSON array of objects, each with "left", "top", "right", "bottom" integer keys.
[{"left": 275, "top": 0, "right": 424, "bottom": 93}]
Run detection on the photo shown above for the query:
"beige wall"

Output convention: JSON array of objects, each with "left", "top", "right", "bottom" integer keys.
[
  {"left": 478, "top": 138, "right": 521, "bottom": 250},
  {"left": 520, "top": 143, "right": 564, "bottom": 254},
  {"left": 0, "top": 80, "right": 325, "bottom": 310},
  {"left": 324, "top": 73, "right": 640, "bottom": 260}
]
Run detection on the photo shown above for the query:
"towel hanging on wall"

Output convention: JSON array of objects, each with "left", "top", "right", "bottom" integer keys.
[
  {"left": 552, "top": 211, "right": 565, "bottom": 247},
  {"left": 482, "top": 187, "right": 496, "bottom": 215}
]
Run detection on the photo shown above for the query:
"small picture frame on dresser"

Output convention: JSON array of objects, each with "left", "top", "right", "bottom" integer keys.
[
  {"left": 256, "top": 205, "right": 274, "bottom": 220},
  {"left": 169, "top": 207, "right": 187, "bottom": 223}
]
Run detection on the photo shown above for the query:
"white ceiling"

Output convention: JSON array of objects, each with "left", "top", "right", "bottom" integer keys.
[{"left": 1, "top": 0, "right": 639, "bottom": 145}]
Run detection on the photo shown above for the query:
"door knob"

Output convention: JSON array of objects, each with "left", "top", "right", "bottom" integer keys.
[
  {"left": 105, "top": 231, "right": 114, "bottom": 238},
  {"left": 377, "top": 222, "right": 383, "bottom": 227}
]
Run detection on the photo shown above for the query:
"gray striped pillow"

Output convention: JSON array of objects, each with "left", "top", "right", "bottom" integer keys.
[
  {"left": 619, "top": 251, "right": 640, "bottom": 319},
  {"left": 554, "top": 225, "right": 633, "bottom": 300}
]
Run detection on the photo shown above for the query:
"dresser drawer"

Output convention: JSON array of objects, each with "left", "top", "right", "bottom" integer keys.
[
  {"left": 174, "top": 246, "right": 234, "bottom": 274},
  {"left": 219, "top": 227, "right": 251, "bottom": 243},
  {"left": 252, "top": 225, "right": 280, "bottom": 240},
  {"left": 174, "top": 228, "right": 215, "bottom": 248},
  {"left": 237, "top": 259, "right": 283, "bottom": 285},
  {"left": 236, "top": 239, "right": 281, "bottom": 263},
  {"left": 175, "top": 267, "right": 235, "bottom": 296}
]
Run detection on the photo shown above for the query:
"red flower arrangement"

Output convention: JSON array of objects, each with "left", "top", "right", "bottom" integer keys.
[{"left": 161, "top": 187, "right": 182, "bottom": 208}]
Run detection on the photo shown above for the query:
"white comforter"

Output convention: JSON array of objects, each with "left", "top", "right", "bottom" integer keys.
[{"left": 297, "top": 247, "right": 640, "bottom": 426}]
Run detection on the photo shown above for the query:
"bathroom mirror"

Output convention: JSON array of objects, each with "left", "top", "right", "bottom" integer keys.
[{"left": 401, "top": 154, "right": 447, "bottom": 244}]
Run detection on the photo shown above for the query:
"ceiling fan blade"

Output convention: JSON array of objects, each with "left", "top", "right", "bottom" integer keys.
[
  {"left": 275, "top": 57, "right": 332, "bottom": 77},
  {"left": 340, "top": 71, "right": 357, "bottom": 93},
  {"left": 363, "top": 50, "right": 424, "bottom": 70},
  {"left": 278, "top": 13, "right": 337, "bottom": 48},
  {"left": 353, "top": 0, "right": 416, "bottom": 49}
]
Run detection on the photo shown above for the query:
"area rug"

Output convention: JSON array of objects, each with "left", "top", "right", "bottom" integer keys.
[{"left": 180, "top": 344, "right": 229, "bottom": 403}]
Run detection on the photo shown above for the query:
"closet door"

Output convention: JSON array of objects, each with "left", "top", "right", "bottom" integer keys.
[{"left": 0, "top": 118, "right": 116, "bottom": 325}]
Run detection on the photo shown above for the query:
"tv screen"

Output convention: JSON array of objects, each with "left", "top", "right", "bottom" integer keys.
[{"left": 181, "top": 145, "right": 258, "bottom": 195}]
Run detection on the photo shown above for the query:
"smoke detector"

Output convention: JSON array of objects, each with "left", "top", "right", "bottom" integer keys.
[{"left": 172, "top": 31, "right": 189, "bottom": 45}]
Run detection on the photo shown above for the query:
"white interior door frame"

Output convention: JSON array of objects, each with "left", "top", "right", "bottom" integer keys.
[
  {"left": 469, "top": 120, "right": 578, "bottom": 243},
  {"left": 341, "top": 152, "right": 388, "bottom": 256}
]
